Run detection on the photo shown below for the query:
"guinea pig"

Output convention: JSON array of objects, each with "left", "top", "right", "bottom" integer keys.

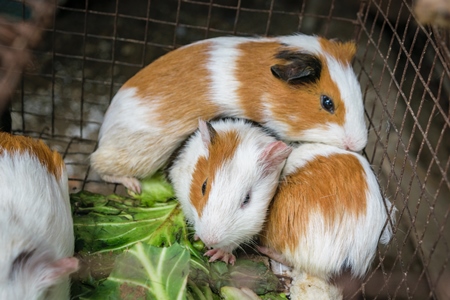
[
  {"left": 0, "top": 133, "right": 79, "bottom": 300},
  {"left": 90, "top": 34, "right": 367, "bottom": 193},
  {"left": 168, "top": 118, "right": 292, "bottom": 264},
  {"left": 259, "top": 143, "right": 396, "bottom": 280}
]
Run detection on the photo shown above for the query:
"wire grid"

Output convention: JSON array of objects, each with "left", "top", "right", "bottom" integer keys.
[{"left": 4, "top": 0, "right": 450, "bottom": 299}]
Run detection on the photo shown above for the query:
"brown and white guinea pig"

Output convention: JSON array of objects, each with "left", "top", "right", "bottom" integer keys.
[
  {"left": 168, "top": 118, "right": 292, "bottom": 264},
  {"left": 0, "top": 133, "right": 78, "bottom": 300},
  {"left": 91, "top": 34, "right": 367, "bottom": 193},
  {"left": 259, "top": 143, "right": 396, "bottom": 280}
]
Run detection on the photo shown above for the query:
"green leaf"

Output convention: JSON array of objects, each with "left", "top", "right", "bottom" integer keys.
[
  {"left": 128, "top": 172, "right": 175, "bottom": 206},
  {"left": 80, "top": 243, "right": 190, "bottom": 300},
  {"left": 260, "top": 292, "right": 289, "bottom": 300},
  {"left": 71, "top": 191, "right": 185, "bottom": 254},
  {"left": 220, "top": 287, "right": 287, "bottom": 300},
  {"left": 220, "top": 286, "right": 260, "bottom": 300}
]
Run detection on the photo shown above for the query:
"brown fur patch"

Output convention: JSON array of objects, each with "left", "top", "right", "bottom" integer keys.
[
  {"left": 261, "top": 152, "right": 367, "bottom": 252},
  {"left": 189, "top": 130, "right": 241, "bottom": 217},
  {"left": 319, "top": 38, "right": 356, "bottom": 65},
  {"left": 0, "top": 133, "right": 64, "bottom": 179},
  {"left": 123, "top": 42, "right": 220, "bottom": 131},
  {"left": 235, "top": 40, "right": 346, "bottom": 140}
]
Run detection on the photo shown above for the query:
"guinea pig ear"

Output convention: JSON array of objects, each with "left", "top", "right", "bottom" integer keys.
[
  {"left": 259, "top": 141, "right": 292, "bottom": 176},
  {"left": 270, "top": 52, "right": 321, "bottom": 85},
  {"left": 198, "top": 119, "right": 217, "bottom": 148},
  {"left": 39, "top": 257, "right": 79, "bottom": 287},
  {"left": 342, "top": 41, "right": 357, "bottom": 61}
]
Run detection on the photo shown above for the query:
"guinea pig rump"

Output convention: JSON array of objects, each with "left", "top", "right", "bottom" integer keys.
[{"left": 0, "top": 133, "right": 78, "bottom": 300}]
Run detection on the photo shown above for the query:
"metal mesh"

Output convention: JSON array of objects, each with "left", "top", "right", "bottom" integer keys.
[{"left": 2, "top": 0, "right": 449, "bottom": 298}]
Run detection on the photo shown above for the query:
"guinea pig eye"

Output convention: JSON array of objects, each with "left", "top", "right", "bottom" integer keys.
[
  {"left": 241, "top": 193, "right": 251, "bottom": 207},
  {"left": 201, "top": 179, "right": 207, "bottom": 196},
  {"left": 321, "top": 95, "right": 335, "bottom": 114}
]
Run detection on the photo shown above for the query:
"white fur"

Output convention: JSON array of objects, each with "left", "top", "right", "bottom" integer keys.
[
  {"left": 207, "top": 37, "right": 246, "bottom": 115},
  {"left": 0, "top": 150, "right": 75, "bottom": 299},
  {"left": 98, "top": 87, "right": 164, "bottom": 137},
  {"left": 91, "top": 87, "right": 177, "bottom": 179},
  {"left": 260, "top": 95, "right": 291, "bottom": 137},
  {"left": 169, "top": 119, "right": 288, "bottom": 254},
  {"left": 277, "top": 34, "right": 323, "bottom": 54},
  {"left": 280, "top": 143, "right": 396, "bottom": 278},
  {"left": 289, "top": 271, "right": 343, "bottom": 300},
  {"left": 324, "top": 54, "right": 367, "bottom": 151}
]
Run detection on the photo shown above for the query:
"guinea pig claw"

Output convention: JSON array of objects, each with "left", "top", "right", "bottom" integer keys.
[
  {"left": 204, "top": 249, "right": 236, "bottom": 265},
  {"left": 102, "top": 175, "right": 142, "bottom": 194},
  {"left": 125, "top": 178, "right": 142, "bottom": 194}
]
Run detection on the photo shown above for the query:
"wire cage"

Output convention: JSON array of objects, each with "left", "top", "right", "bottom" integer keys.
[{"left": 1, "top": 0, "right": 449, "bottom": 299}]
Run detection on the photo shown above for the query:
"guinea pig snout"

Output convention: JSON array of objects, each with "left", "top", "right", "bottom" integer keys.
[
  {"left": 199, "top": 235, "right": 221, "bottom": 248},
  {"left": 197, "top": 228, "right": 224, "bottom": 248},
  {"left": 344, "top": 135, "right": 367, "bottom": 152}
]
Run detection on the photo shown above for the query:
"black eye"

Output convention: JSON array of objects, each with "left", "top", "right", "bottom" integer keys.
[
  {"left": 242, "top": 193, "right": 250, "bottom": 207},
  {"left": 321, "top": 95, "right": 335, "bottom": 114},
  {"left": 201, "top": 179, "right": 207, "bottom": 195}
]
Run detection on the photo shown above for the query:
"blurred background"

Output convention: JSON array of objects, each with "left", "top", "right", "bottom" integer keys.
[{"left": 0, "top": 0, "right": 449, "bottom": 299}]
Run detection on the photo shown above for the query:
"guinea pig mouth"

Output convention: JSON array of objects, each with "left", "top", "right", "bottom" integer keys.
[{"left": 199, "top": 235, "right": 231, "bottom": 250}]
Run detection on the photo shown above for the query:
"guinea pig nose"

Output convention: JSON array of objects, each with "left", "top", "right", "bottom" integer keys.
[{"left": 344, "top": 138, "right": 355, "bottom": 151}]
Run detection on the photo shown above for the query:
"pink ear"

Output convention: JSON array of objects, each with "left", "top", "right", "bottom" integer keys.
[
  {"left": 41, "top": 257, "right": 79, "bottom": 286},
  {"left": 259, "top": 141, "right": 292, "bottom": 175},
  {"left": 198, "top": 119, "right": 217, "bottom": 148}
]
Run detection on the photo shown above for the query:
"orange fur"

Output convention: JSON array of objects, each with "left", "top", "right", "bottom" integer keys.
[
  {"left": 124, "top": 42, "right": 220, "bottom": 130},
  {"left": 235, "top": 41, "right": 346, "bottom": 139},
  {"left": 261, "top": 152, "right": 367, "bottom": 252},
  {"left": 0, "top": 133, "right": 64, "bottom": 180},
  {"left": 190, "top": 130, "right": 241, "bottom": 216},
  {"left": 319, "top": 38, "right": 356, "bottom": 65}
]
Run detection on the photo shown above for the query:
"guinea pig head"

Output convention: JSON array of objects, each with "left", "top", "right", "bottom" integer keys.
[
  {"left": 268, "top": 38, "right": 367, "bottom": 151},
  {"left": 189, "top": 120, "right": 292, "bottom": 252}
]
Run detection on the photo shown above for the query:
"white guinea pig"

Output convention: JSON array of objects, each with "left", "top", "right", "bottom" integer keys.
[
  {"left": 0, "top": 133, "right": 78, "bottom": 300},
  {"left": 91, "top": 34, "right": 367, "bottom": 193},
  {"left": 168, "top": 118, "right": 292, "bottom": 264},
  {"left": 259, "top": 143, "right": 396, "bottom": 280}
]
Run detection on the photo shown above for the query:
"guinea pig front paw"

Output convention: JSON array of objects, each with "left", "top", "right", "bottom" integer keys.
[
  {"left": 101, "top": 174, "right": 142, "bottom": 194},
  {"left": 257, "top": 245, "right": 291, "bottom": 267},
  {"left": 204, "top": 248, "right": 236, "bottom": 265}
]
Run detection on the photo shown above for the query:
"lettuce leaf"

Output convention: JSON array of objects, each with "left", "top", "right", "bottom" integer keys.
[
  {"left": 79, "top": 242, "right": 189, "bottom": 300},
  {"left": 71, "top": 191, "right": 185, "bottom": 254},
  {"left": 128, "top": 172, "right": 175, "bottom": 206}
]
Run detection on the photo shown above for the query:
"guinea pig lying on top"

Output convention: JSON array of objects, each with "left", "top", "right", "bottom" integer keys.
[
  {"left": 259, "top": 143, "right": 396, "bottom": 296},
  {"left": 91, "top": 34, "right": 367, "bottom": 193},
  {"left": 0, "top": 133, "right": 78, "bottom": 300},
  {"left": 169, "top": 118, "right": 292, "bottom": 264}
]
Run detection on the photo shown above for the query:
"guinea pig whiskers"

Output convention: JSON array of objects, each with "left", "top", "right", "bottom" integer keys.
[
  {"left": 317, "top": 193, "right": 338, "bottom": 200},
  {"left": 243, "top": 239, "right": 260, "bottom": 254},
  {"left": 186, "top": 230, "right": 197, "bottom": 238}
]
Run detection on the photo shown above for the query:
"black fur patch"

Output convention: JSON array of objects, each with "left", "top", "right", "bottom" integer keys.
[
  {"left": 271, "top": 50, "right": 322, "bottom": 85},
  {"left": 9, "top": 249, "right": 36, "bottom": 279}
]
